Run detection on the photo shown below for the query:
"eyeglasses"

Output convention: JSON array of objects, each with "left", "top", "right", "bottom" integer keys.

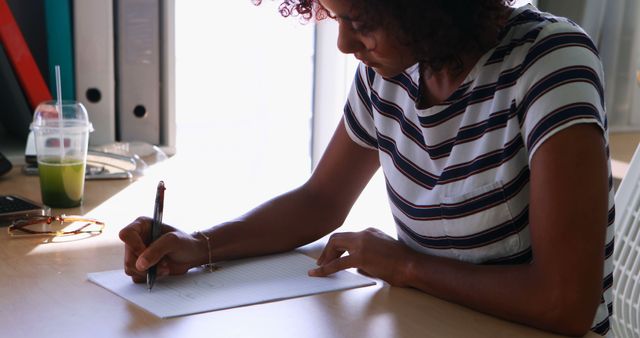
[{"left": 8, "top": 215, "right": 105, "bottom": 237}]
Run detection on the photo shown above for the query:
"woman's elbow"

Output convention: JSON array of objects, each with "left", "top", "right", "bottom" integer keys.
[
  {"left": 540, "top": 288, "right": 600, "bottom": 336},
  {"left": 548, "top": 316, "right": 594, "bottom": 337}
]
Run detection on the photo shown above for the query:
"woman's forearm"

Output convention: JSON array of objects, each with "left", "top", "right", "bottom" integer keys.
[
  {"left": 199, "top": 184, "right": 350, "bottom": 264},
  {"left": 401, "top": 249, "right": 601, "bottom": 336}
]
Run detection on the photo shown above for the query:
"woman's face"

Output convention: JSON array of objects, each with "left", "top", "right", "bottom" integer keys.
[{"left": 319, "top": 0, "right": 417, "bottom": 77}]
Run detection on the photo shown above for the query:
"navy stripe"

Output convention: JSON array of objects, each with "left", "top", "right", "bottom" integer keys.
[
  {"left": 383, "top": 67, "right": 469, "bottom": 105},
  {"left": 395, "top": 206, "right": 528, "bottom": 250},
  {"left": 344, "top": 102, "right": 378, "bottom": 148},
  {"left": 439, "top": 135, "right": 525, "bottom": 184},
  {"left": 526, "top": 103, "right": 601, "bottom": 153},
  {"left": 420, "top": 34, "right": 602, "bottom": 133},
  {"left": 371, "top": 91, "right": 426, "bottom": 149},
  {"left": 418, "top": 83, "right": 497, "bottom": 127},
  {"left": 516, "top": 33, "right": 596, "bottom": 78},
  {"left": 604, "top": 238, "right": 614, "bottom": 260},
  {"left": 387, "top": 165, "right": 529, "bottom": 221},
  {"left": 379, "top": 127, "right": 525, "bottom": 191},
  {"left": 603, "top": 272, "right": 613, "bottom": 291},
  {"left": 426, "top": 141, "right": 456, "bottom": 160},
  {"left": 523, "top": 68, "right": 602, "bottom": 118},
  {"left": 377, "top": 133, "right": 437, "bottom": 189},
  {"left": 592, "top": 317, "right": 610, "bottom": 336},
  {"left": 524, "top": 33, "right": 599, "bottom": 76},
  {"left": 386, "top": 71, "right": 419, "bottom": 102},
  {"left": 354, "top": 67, "right": 373, "bottom": 116},
  {"left": 463, "top": 107, "right": 516, "bottom": 136},
  {"left": 487, "top": 27, "right": 542, "bottom": 65},
  {"left": 417, "top": 33, "right": 600, "bottom": 129},
  {"left": 366, "top": 65, "right": 376, "bottom": 87},
  {"left": 445, "top": 81, "right": 474, "bottom": 103},
  {"left": 445, "top": 167, "right": 529, "bottom": 219},
  {"left": 607, "top": 207, "right": 615, "bottom": 226},
  {"left": 385, "top": 180, "right": 440, "bottom": 220},
  {"left": 497, "top": 10, "right": 546, "bottom": 45},
  {"left": 427, "top": 107, "right": 516, "bottom": 159},
  {"left": 493, "top": 66, "right": 522, "bottom": 95},
  {"left": 518, "top": 66, "right": 604, "bottom": 127},
  {"left": 503, "top": 29, "right": 582, "bottom": 88},
  {"left": 441, "top": 186, "right": 513, "bottom": 219},
  {"left": 508, "top": 38, "right": 601, "bottom": 122},
  {"left": 509, "top": 9, "right": 548, "bottom": 27}
]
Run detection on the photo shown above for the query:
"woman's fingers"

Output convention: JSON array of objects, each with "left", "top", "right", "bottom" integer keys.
[
  {"left": 121, "top": 221, "right": 150, "bottom": 282},
  {"left": 317, "top": 232, "right": 356, "bottom": 265},
  {"left": 136, "top": 232, "right": 180, "bottom": 270},
  {"left": 119, "top": 222, "right": 148, "bottom": 256},
  {"left": 313, "top": 232, "right": 363, "bottom": 276},
  {"left": 309, "top": 254, "right": 356, "bottom": 276},
  {"left": 120, "top": 217, "right": 192, "bottom": 283}
]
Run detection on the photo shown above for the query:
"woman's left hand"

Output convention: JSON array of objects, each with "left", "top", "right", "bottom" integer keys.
[{"left": 308, "top": 228, "right": 414, "bottom": 286}]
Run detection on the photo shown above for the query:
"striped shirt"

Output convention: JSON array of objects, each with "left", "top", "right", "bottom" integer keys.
[{"left": 342, "top": 5, "right": 615, "bottom": 336}]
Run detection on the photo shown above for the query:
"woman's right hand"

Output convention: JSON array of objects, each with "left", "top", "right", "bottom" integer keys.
[{"left": 119, "top": 216, "right": 205, "bottom": 283}]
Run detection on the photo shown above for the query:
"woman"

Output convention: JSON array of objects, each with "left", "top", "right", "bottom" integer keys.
[{"left": 119, "top": 1, "right": 614, "bottom": 336}]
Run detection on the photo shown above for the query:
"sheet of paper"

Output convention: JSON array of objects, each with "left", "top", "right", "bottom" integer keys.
[{"left": 87, "top": 251, "right": 376, "bottom": 318}]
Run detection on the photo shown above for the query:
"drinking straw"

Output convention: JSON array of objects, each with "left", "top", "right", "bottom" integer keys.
[
  {"left": 55, "top": 65, "right": 64, "bottom": 158},
  {"left": 55, "top": 65, "right": 63, "bottom": 109}
]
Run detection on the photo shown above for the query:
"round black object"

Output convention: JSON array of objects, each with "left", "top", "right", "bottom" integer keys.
[
  {"left": 133, "top": 105, "right": 147, "bottom": 118},
  {"left": 85, "top": 88, "right": 102, "bottom": 103}
]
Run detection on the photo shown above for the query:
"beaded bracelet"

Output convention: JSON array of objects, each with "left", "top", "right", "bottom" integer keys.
[{"left": 194, "top": 230, "right": 218, "bottom": 272}]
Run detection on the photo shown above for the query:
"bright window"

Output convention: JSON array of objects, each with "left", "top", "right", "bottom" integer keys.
[{"left": 175, "top": 1, "right": 314, "bottom": 206}]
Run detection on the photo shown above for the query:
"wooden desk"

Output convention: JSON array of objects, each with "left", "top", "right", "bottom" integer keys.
[{"left": 0, "top": 161, "right": 598, "bottom": 338}]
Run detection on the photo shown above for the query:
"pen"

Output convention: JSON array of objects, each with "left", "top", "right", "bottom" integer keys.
[{"left": 147, "top": 180, "right": 165, "bottom": 291}]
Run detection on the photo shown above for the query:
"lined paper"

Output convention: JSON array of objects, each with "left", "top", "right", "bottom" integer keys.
[{"left": 87, "top": 251, "right": 376, "bottom": 318}]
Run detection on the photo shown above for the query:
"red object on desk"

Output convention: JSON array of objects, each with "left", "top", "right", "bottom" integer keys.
[{"left": 0, "top": 0, "right": 51, "bottom": 108}]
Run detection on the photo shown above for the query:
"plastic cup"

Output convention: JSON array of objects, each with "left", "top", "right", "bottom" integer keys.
[{"left": 30, "top": 101, "right": 93, "bottom": 208}]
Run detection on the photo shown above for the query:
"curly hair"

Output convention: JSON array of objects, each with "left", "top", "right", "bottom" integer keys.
[{"left": 253, "top": 0, "right": 515, "bottom": 73}]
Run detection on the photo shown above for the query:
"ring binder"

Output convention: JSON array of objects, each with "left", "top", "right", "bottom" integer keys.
[
  {"left": 115, "top": 0, "right": 161, "bottom": 145},
  {"left": 74, "top": 0, "right": 117, "bottom": 146}
]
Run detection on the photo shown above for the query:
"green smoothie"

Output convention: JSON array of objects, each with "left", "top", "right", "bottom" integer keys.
[{"left": 38, "top": 159, "right": 86, "bottom": 208}]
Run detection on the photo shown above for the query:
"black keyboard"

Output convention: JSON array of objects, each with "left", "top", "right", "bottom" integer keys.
[
  {"left": 0, "top": 196, "right": 41, "bottom": 213},
  {"left": 0, "top": 195, "right": 48, "bottom": 225}
]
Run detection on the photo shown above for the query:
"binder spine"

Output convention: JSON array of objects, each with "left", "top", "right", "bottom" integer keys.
[
  {"left": 160, "top": 0, "right": 176, "bottom": 154},
  {"left": 74, "top": 0, "right": 116, "bottom": 146},
  {"left": 116, "top": 0, "right": 161, "bottom": 145}
]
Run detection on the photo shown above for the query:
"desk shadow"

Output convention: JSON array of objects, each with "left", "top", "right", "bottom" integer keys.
[
  {"left": 125, "top": 302, "right": 172, "bottom": 334},
  {"left": 343, "top": 286, "right": 566, "bottom": 338},
  {"left": 307, "top": 285, "right": 490, "bottom": 338},
  {"left": 297, "top": 284, "right": 401, "bottom": 338}
]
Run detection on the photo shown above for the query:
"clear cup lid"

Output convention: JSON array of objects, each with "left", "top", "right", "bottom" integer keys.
[{"left": 30, "top": 100, "right": 94, "bottom": 132}]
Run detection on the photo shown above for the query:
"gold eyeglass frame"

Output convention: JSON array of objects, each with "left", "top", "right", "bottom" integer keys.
[{"left": 8, "top": 215, "right": 105, "bottom": 237}]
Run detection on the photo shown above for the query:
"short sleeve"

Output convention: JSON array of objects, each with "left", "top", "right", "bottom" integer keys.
[
  {"left": 343, "top": 63, "right": 379, "bottom": 150},
  {"left": 516, "top": 21, "right": 606, "bottom": 162}
]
